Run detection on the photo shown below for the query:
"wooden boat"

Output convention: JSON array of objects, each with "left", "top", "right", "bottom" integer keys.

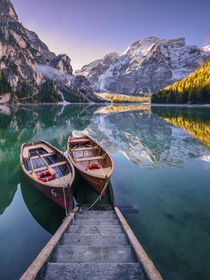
[
  {"left": 68, "top": 135, "right": 114, "bottom": 198},
  {"left": 20, "top": 140, "right": 75, "bottom": 213}
]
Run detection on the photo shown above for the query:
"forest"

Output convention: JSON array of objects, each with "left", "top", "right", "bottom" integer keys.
[{"left": 151, "top": 59, "right": 210, "bottom": 104}]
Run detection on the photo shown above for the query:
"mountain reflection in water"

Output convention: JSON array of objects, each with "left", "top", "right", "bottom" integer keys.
[
  {"left": 0, "top": 104, "right": 210, "bottom": 280},
  {"left": 152, "top": 106, "right": 210, "bottom": 149},
  {"left": 0, "top": 104, "right": 209, "bottom": 214},
  {"left": 0, "top": 104, "right": 100, "bottom": 215},
  {"left": 83, "top": 106, "right": 209, "bottom": 169}
]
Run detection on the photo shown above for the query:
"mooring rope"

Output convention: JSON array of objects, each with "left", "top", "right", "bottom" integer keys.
[
  {"left": 63, "top": 182, "right": 70, "bottom": 216},
  {"left": 78, "top": 181, "right": 109, "bottom": 214}
]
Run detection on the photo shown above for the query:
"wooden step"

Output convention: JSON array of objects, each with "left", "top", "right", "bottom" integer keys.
[
  {"left": 67, "top": 225, "right": 123, "bottom": 234},
  {"left": 44, "top": 263, "right": 146, "bottom": 280},
  {"left": 62, "top": 233, "right": 128, "bottom": 246},
  {"left": 75, "top": 211, "right": 116, "bottom": 219},
  {"left": 73, "top": 218, "right": 120, "bottom": 226},
  {"left": 53, "top": 245, "right": 137, "bottom": 263}
]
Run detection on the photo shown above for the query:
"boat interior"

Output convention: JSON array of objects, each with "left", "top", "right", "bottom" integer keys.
[
  {"left": 69, "top": 137, "right": 112, "bottom": 176},
  {"left": 22, "top": 143, "right": 71, "bottom": 181}
]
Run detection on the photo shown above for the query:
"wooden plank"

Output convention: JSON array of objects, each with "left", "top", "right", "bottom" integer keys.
[
  {"left": 74, "top": 155, "right": 105, "bottom": 162},
  {"left": 114, "top": 207, "right": 163, "bottom": 280},
  {"left": 86, "top": 167, "right": 112, "bottom": 176},
  {"left": 30, "top": 152, "right": 54, "bottom": 159},
  {"left": 72, "top": 146, "right": 98, "bottom": 152},
  {"left": 23, "top": 144, "right": 54, "bottom": 159},
  {"left": 69, "top": 139, "right": 90, "bottom": 144},
  {"left": 20, "top": 207, "right": 79, "bottom": 280},
  {"left": 29, "top": 161, "right": 67, "bottom": 173}
]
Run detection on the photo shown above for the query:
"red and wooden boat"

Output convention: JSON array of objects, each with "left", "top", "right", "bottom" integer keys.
[
  {"left": 68, "top": 135, "right": 114, "bottom": 198},
  {"left": 20, "top": 140, "right": 75, "bottom": 213}
]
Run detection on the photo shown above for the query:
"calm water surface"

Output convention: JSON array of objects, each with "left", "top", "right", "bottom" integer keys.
[{"left": 0, "top": 104, "right": 210, "bottom": 280}]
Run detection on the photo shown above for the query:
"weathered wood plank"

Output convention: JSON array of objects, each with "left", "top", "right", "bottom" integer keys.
[
  {"left": 72, "top": 146, "right": 98, "bottom": 152},
  {"left": 29, "top": 161, "right": 67, "bottom": 174},
  {"left": 114, "top": 206, "right": 163, "bottom": 280},
  {"left": 69, "top": 139, "right": 90, "bottom": 144},
  {"left": 30, "top": 152, "right": 54, "bottom": 160},
  {"left": 20, "top": 207, "right": 79, "bottom": 280},
  {"left": 75, "top": 155, "right": 105, "bottom": 162}
]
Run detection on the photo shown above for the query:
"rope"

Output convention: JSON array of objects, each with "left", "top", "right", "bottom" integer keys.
[
  {"left": 78, "top": 181, "right": 109, "bottom": 214},
  {"left": 63, "top": 182, "right": 70, "bottom": 216}
]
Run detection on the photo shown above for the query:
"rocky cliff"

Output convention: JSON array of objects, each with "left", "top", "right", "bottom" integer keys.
[
  {"left": 0, "top": 0, "right": 100, "bottom": 103},
  {"left": 76, "top": 37, "right": 210, "bottom": 95}
]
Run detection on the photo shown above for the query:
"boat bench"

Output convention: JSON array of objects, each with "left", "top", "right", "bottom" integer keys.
[
  {"left": 22, "top": 145, "right": 53, "bottom": 160},
  {"left": 74, "top": 155, "right": 105, "bottom": 162},
  {"left": 72, "top": 146, "right": 98, "bottom": 152},
  {"left": 29, "top": 161, "right": 67, "bottom": 174},
  {"left": 30, "top": 152, "right": 54, "bottom": 159},
  {"left": 69, "top": 139, "right": 90, "bottom": 144}
]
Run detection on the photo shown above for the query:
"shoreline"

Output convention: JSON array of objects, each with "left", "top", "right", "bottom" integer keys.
[{"left": 0, "top": 102, "right": 210, "bottom": 108}]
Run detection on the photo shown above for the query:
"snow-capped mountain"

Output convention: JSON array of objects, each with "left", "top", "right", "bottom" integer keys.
[{"left": 76, "top": 37, "right": 210, "bottom": 95}]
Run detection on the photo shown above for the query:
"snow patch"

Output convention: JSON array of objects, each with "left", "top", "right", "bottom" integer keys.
[{"left": 202, "top": 45, "right": 210, "bottom": 52}]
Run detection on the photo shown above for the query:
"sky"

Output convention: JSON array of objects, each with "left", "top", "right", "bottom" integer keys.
[{"left": 12, "top": 0, "right": 210, "bottom": 71}]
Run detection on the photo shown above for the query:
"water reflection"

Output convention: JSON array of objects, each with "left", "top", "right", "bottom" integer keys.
[
  {"left": 0, "top": 104, "right": 209, "bottom": 212},
  {"left": 0, "top": 105, "right": 11, "bottom": 115},
  {"left": 95, "top": 104, "right": 151, "bottom": 114},
  {"left": 0, "top": 104, "right": 210, "bottom": 280},
  {"left": 152, "top": 107, "right": 210, "bottom": 149},
  {"left": 0, "top": 104, "right": 100, "bottom": 214},
  {"left": 84, "top": 108, "right": 209, "bottom": 169},
  {"left": 20, "top": 173, "right": 114, "bottom": 234},
  {"left": 0, "top": 104, "right": 209, "bottom": 215},
  {"left": 20, "top": 180, "right": 65, "bottom": 234}
]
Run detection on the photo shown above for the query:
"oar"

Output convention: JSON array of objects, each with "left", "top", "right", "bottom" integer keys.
[
  {"left": 29, "top": 156, "right": 37, "bottom": 178},
  {"left": 36, "top": 151, "right": 54, "bottom": 174}
]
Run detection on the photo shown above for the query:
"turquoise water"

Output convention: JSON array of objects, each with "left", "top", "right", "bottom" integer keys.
[{"left": 0, "top": 104, "right": 210, "bottom": 279}]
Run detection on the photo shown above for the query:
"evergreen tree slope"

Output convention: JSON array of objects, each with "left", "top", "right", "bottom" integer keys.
[{"left": 151, "top": 59, "right": 210, "bottom": 104}]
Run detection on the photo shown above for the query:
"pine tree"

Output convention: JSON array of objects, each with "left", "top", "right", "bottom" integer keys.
[{"left": 151, "top": 59, "right": 210, "bottom": 104}]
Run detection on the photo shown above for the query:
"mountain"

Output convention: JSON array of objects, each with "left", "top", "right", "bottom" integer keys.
[
  {"left": 0, "top": 0, "right": 101, "bottom": 103},
  {"left": 151, "top": 59, "right": 210, "bottom": 104},
  {"left": 76, "top": 37, "right": 210, "bottom": 95}
]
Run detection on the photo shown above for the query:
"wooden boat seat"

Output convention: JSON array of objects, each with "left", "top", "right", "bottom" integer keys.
[
  {"left": 69, "top": 139, "right": 90, "bottom": 144},
  {"left": 22, "top": 145, "right": 53, "bottom": 160},
  {"left": 29, "top": 161, "right": 67, "bottom": 173},
  {"left": 74, "top": 155, "right": 106, "bottom": 162},
  {"left": 86, "top": 167, "right": 112, "bottom": 177},
  {"left": 72, "top": 146, "right": 98, "bottom": 152},
  {"left": 30, "top": 152, "right": 54, "bottom": 159}
]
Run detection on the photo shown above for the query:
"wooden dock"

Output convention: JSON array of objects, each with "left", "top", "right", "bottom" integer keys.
[{"left": 20, "top": 205, "right": 163, "bottom": 280}]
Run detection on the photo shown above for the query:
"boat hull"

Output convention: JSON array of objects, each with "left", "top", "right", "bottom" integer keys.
[
  {"left": 78, "top": 169, "right": 109, "bottom": 198},
  {"left": 20, "top": 140, "right": 75, "bottom": 213},
  {"left": 25, "top": 173, "right": 73, "bottom": 211}
]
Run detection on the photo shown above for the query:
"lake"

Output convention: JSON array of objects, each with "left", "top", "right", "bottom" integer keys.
[{"left": 0, "top": 104, "right": 210, "bottom": 280}]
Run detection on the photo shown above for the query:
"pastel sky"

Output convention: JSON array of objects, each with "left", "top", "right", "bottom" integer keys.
[{"left": 12, "top": 0, "right": 210, "bottom": 70}]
